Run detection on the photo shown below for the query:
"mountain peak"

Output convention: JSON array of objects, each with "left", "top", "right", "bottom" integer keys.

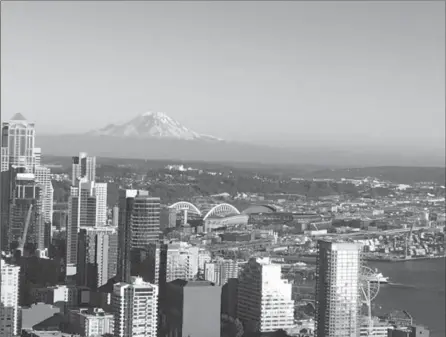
[{"left": 88, "top": 111, "right": 223, "bottom": 141}]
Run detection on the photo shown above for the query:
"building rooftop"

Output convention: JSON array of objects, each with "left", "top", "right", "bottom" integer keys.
[{"left": 170, "top": 279, "right": 217, "bottom": 287}]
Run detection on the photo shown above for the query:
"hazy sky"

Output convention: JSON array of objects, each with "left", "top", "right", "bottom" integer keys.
[{"left": 1, "top": 1, "right": 445, "bottom": 150}]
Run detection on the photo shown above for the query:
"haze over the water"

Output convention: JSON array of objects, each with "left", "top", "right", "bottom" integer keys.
[{"left": 1, "top": 1, "right": 445, "bottom": 157}]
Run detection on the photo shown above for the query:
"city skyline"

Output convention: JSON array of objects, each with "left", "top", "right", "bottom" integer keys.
[{"left": 1, "top": 1, "right": 444, "bottom": 152}]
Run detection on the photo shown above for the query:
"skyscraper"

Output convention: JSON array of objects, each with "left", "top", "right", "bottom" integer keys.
[
  {"left": 9, "top": 170, "right": 45, "bottom": 252},
  {"left": 1, "top": 113, "right": 36, "bottom": 173},
  {"left": 34, "top": 165, "right": 54, "bottom": 223},
  {"left": 237, "top": 257, "right": 294, "bottom": 333},
  {"left": 0, "top": 259, "right": 20, "bottom": 337},
  {"left": 66, "top": 179, "right": 98, "bottom": 276},
  {"left": 315, "top": 240, "right": 362, "bottom": 337},
  {"left": 117, "top": 190, "right": 160, "bottom": 283},
  {"left": 112, "top": 277, "right": 158, "bottom": 337},
  {"left": 72, "top": 152, "right": 96, "bottom": 185},
  {"left": 94, "top": 182, "right": 107, "bottom": 227},
  {"left": 77, "top": 227, "right": 118, "bottom": 289}
]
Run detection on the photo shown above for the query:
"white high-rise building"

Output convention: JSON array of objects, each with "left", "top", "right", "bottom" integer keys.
[
  {"left": 34, "top": 165, "right": 54, "bottom": 223},
  {"left": 1, "top": 113, "right": 36, "bottom": 172},
  {"left": 72, "top": 152, "right": 96, "bottom": 185},
  {"left": 0, "top": 259, "right": 20, "bottom": 337},
  {"left": 237, "top": 257, "right": 294, "bottom": 333},
  {"left": 94, "top": 182, "right": 107, "bottom": 227},
  {"left": 315, "top": 240, "right": 362, "bottom": 337},
  {"left": 204, "top": 258, "right": 239, "bottom": 286},
  {"left": 112, "top": 277, "right": 158, "bottom": 337},
  {"left": 67, "top": 180, "right": 98, "bottom": 276}
]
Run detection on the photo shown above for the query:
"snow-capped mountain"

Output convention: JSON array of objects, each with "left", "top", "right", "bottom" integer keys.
[{"left": 88, "top": 112, "right": 223, "bottom": 141}]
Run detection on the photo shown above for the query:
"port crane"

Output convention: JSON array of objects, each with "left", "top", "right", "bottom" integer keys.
[{"left": 15, "top": 204, "right": 34, "bottom": 258}]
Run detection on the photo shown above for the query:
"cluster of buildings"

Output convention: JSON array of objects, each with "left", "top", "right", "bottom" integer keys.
[{"left": 0, "top": 114, "right": 437, "bottom": 337}]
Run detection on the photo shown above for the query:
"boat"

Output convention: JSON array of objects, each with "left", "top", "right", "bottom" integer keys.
[{"left": 365, "top": 270, "right": 389, "bottom": 283}]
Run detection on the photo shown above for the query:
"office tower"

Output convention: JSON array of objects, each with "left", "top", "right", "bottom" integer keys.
[
  {"left": 160, "top": 280, "right": 221, "bottom": 337},
  {"left": 66, "top": 180, "right": 98, "bottom": 276},
  {"left": 315, "top": 240, "right": 362, "bottom": 337},
  {"left": 0, "top": 259, "right": 20, "bottom": 337},
  {"left": 72, "top": 152, "right": 96, "bottom": 185},
  {"left": 9, "top": 170, "right": 45, "bottom": 251},
  {"left": 112, "top": 277, "right": 158, "bottom": 337},
  {"left": 77, "top": 227, "right": 118, "bottom": 289},
  {"left": 34, "top": 165, "right": 54, "bottom": 223},
  {"left": 204, "top": 258, "right": 239, "bottom": 286},
  {"left": 117, "top": 190, "right": 160, "bottom": 283},
  {"left": 237, "top": 257, "right": 294, "bottom": 333},
  {"left": 94, "top": 182, "right": 107, "bottom": 226},
  {"left": 1, "top": 168, "right": 16, "bottom": 251},
  {"left": 1, "top": 113, "right": 36, "bottom": 173}
]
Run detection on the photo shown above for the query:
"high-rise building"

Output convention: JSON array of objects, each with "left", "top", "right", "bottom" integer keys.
[
  {"left": 66, "top": 180, "right": 98, "bottom": 276},
  {"left": 72, "top": 152, "right": 96, "bottom": 185},
  {"left": 34, "top": 165, "right": 54, "bottom": 223},
  {"left": 1, "top": 113, "right": 36, "bottom": 173},
  {"left": 315, "top": 240, "right": 362, "bottom": 337},
  {"left": 160, "top": 280, "right": 221, "bottom": 337},
  {"left": 0, "top": 259, "right": 21, "bottom": 337},
  {"left": 117, "top": 190, "right": 160, "bottom": 283},
  {"left": 77, "top": 227, "right": 118, "bottom": 289},
  {"left": 112, "top": 277, "right": 158, "bottom": 337},
  {"left": 9, "top": 171, "right": 45, "bottom": 251},
  {"left": 237, "top": 257, "right": 294, "bottom": 333},
  {"left": 94, "top": 182, "right": 107, "bottom": 227},
  {"left": 204, "top": 258, "right": 239, "bottom": 286}
]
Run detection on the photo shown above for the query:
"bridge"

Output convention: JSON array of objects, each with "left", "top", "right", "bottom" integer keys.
[{"left": 169, "top": 201, "right": 240, "bottom": 226}]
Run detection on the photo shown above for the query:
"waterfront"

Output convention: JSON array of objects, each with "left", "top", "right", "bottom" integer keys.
[{"left": 368, "top": 258, "right": 445, "bottom": 337}]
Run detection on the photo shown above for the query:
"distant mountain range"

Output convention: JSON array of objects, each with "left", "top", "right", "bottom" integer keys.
[
  {"left": 87, "top": 111, "right": 222, "bottom": 141},
  {"left": 21, "top": 111, "right": 444, "bottom": 167}
]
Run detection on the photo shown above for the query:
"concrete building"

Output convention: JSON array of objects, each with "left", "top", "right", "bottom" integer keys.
[
  {"left": 237, "top": 257, "right": 294, "bottom": 333},
  {"left": 112, "top": 277, "right": 158, "bottom": 337},
  {"left": 9, "top": 171, "right": 45, "bottom": 251},
  {"left": 94, "top": 182, "right": 107, "bottom": 227},
  {"left": 117, "top": 190, "right": 160, "bottom": 283},
  {"left": 204, "top": 258, "right": 239, "bottom": 286},
  {"left": 69, "top": 307, "right": 114, "bottom": 337},
  {"left": 0, "top": 259, "right": 21, "bottom": 337},
  {"left": 1, "top": 113, "right": 36, "bottom": 172},
  {"left": 34, "top": 165, "right": 54, "bottom": 224},
  {"left": 77, "top": 227, "right": 118, "bottom": 289},
  {"left": 315, "top": 240, "right": 362, "bottom": 337},
  {"left": 67, "top": 180, "right": 98, "bottom": 276},
  {"left": 72, "top": 152, "right": 96, "bottom": 185},
  {"left": 160, "top": 280, "right": 221, "bottom": 337}
]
